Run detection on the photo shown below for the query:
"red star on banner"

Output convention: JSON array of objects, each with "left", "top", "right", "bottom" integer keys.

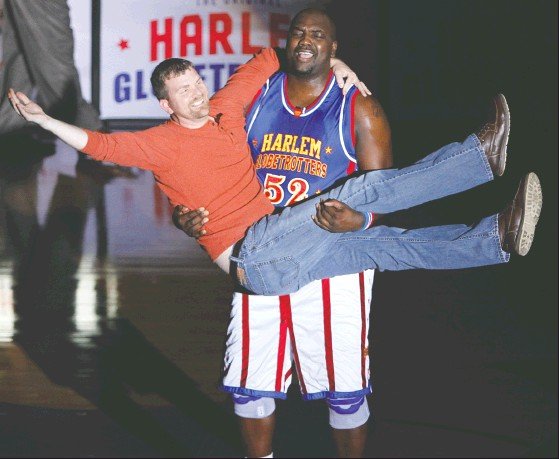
[{"left": 118, "top": 39, "right": 130, "bottom": 50}]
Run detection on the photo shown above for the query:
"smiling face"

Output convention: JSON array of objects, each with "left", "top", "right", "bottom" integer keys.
[
  {"left": 286, "top": 9, "right": 338, "bottom": 78},
  {"left": 159, "top": 69, "right": 210, "bottom": 128}
]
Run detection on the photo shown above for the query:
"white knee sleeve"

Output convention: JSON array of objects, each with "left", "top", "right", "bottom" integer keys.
[
  {"left": 327, "top": 396, "right": 370, "bottom": 429},
  {"left": 232, "top": 394, "right": 276, "bottom": 419}
]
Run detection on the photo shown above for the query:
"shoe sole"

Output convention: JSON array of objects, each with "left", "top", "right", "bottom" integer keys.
[
  {"left": 516, "top": 172, "right": 542, "bottom": 256},
  {"left": 495, "top": 93, "right": 510, "bottom": 176}
]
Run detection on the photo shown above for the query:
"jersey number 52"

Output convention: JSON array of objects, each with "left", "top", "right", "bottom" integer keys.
[{"left": 263, "top": 173, "right": 310, "bottom": 206}]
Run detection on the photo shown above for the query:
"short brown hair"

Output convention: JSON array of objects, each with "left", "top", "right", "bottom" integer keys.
[{"left": 150, "top": 58, "right": 193, "bottom": 100}]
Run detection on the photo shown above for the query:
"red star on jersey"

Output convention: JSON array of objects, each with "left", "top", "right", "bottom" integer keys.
[{"left": 118, "top": 39, "right": 130, "bottom": 50}]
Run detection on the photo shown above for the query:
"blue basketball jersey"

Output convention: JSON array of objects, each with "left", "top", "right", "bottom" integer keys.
[{"left": 246, "top": 71, "right": 359, "bottom": 208}]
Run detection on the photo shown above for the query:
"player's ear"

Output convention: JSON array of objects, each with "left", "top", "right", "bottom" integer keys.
[{"left": 331, "top": 41, "right": 338, "bottom": 58}]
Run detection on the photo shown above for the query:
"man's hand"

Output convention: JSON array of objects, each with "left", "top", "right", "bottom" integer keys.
[
  {"left": 330, "top": 58, "right": 372, "bottom": 97},
  {"left": 7, "top": 88, "right": 50, "bottom": 127},
  {"left": 172, "top": 205, "right": 209, "bottom": 239},
  {"left": 7, "top": 88, "right": 88, "bottom": 149},
  {"left": 312, "top": 199, "right": 366, "bottom": 233}
]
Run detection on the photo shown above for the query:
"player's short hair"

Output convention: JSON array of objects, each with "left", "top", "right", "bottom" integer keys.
[{"left": 150, "top": 58, "right": 193, "bottom": 100}]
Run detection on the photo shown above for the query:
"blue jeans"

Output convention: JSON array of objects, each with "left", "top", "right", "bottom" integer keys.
[{"left": 232, "top": 135, "right": 510, "bottom": 296}]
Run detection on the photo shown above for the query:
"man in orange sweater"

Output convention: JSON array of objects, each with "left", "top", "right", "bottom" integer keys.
[{"left": 7, "top": 44, "right": 542, "bottom": 298}]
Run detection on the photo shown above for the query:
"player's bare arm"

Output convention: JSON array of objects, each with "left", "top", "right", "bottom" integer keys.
[
  {"left": 314, "top": 94, "right": 393, "bottom": 232},
  {"left": 353, "top": 94, "right": 393, "bottom": 170}
]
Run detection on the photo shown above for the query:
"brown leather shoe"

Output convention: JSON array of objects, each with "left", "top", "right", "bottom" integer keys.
[
  {"left": 499, "top": 172, "right": 542, "bottom": 256},
  {"left": 476, "top": 94, "right": 510, "bottom": 177}
]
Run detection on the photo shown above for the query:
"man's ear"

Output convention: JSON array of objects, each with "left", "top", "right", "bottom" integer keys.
[
  {"left": 331, "top": 41, "right": 338, "bottom": 58},
  {"left": 159, "top": 98, "right": 173, "bottom": 115}
]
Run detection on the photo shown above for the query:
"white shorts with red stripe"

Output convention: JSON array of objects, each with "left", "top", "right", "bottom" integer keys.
[{"left": 221, "top": 270, "right": 374, "bottom": 400}]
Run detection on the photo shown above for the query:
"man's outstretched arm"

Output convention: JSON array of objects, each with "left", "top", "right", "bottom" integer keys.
[
  {"left": 8, "top": 88, "right": 88, "bottom": 149},
  {"left": 8, "top": 88, "right": 168, "bottom": 171}
]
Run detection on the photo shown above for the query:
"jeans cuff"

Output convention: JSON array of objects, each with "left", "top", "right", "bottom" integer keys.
[
  {"left": 469, "top": 133, "right": 494, "bottom": 181},
  {"left": 492, "top": 213, "right": 510, "bottom": 263}
]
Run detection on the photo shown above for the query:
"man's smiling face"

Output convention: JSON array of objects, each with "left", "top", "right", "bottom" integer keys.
[{"left": 160, "top": 68, "right": 210, "bottom": 126}]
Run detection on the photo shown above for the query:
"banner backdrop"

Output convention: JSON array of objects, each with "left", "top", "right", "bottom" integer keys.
[{"left": 99, "top": 0, "right": 328, "bottom": 120}]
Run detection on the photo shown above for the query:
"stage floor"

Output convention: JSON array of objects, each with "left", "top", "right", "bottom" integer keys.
[{"left": 0, "top": 137, "right": 556, "bottom": 457}]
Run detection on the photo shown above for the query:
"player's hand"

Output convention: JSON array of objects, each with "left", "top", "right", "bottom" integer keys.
[
  {"left": 330, "top": 59, "right": 372, "bottom": 97},
  {"left": 172, "top": 205, "right": 209, "bottom": 239},
  {"left": 312, "top": 199, "right": 365, "bottom": 232},
  {"left": 7, "top": 88, "right": 50, "bottom": 127}
]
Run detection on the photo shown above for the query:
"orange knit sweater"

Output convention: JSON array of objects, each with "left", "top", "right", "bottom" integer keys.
[{"left": 82, "top": 48, "right": 278, "bottom": 260}]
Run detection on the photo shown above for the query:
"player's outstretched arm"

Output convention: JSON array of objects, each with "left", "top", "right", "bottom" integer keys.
[{"left": 8, "top": 88, "right": 88, "bottom": 150}]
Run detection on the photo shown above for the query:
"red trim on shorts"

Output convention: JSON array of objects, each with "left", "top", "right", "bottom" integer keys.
[
  {"left": 284, "top": 367, "right": 293, "bottom": 382},
  {"left": 240, "top": 294, "right": 250, "bottom": 387},
  {"left": 322, "top": 279, "right": 336, "bottom": 391},
  {"left": 282, "top": 295, "right": 308, "bottom": 395},
  {"left": 276, "top": 295, "right": 290, "bottom": 392},
  {"left": 359, "top": 273, "right": 367, "bottom": 388}
]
